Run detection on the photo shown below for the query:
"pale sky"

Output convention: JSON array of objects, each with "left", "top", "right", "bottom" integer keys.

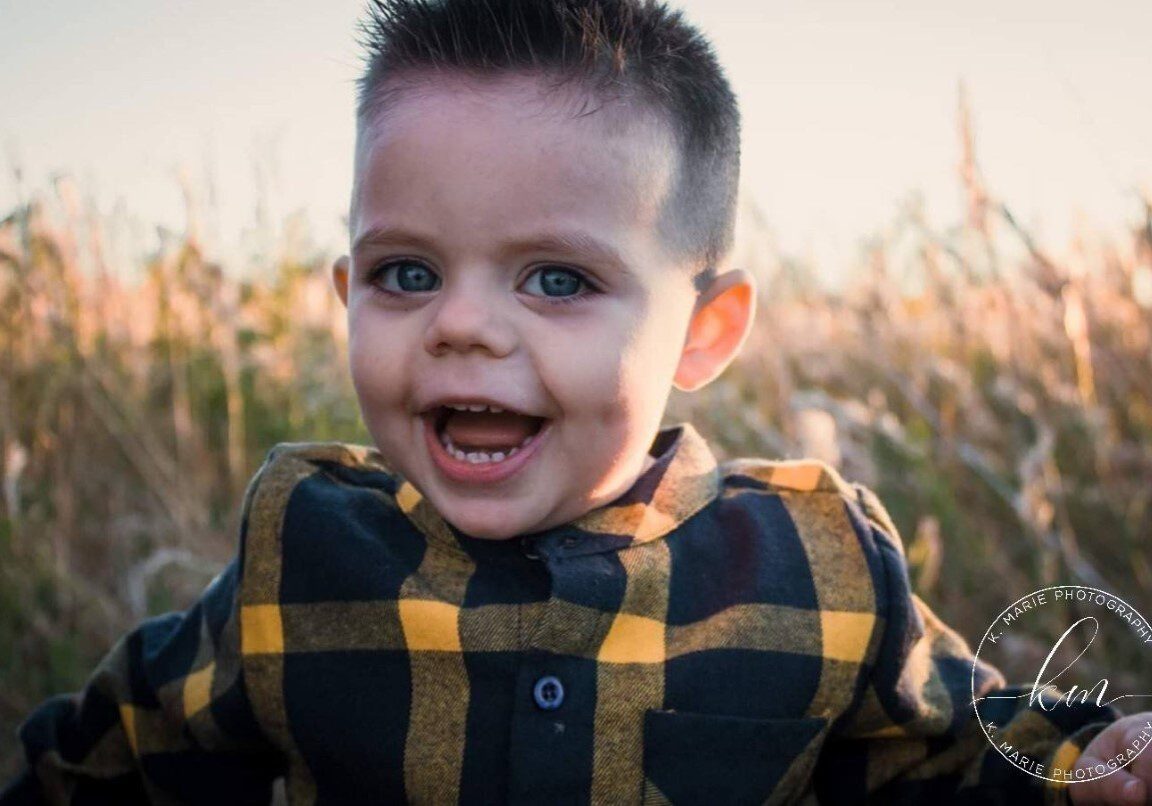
[{"left": 2, "top": 0, "right": 1150, "bottom": 281}]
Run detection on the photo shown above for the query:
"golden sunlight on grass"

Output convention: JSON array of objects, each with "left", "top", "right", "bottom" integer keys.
[{"left": 2, "top": 114, "right": 1151, "bottom": 775}]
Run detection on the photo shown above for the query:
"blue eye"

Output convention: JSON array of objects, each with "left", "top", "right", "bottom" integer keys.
[
  {"left": 369, "top": 260, "right": 439, "bottom": 293},
  {"left": 522, "top": 266, "right": 592, "bottom": 302}
]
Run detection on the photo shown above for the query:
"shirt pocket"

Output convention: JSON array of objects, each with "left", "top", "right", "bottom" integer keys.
[{"left": 641, "top": 709, "right": 828, "bottom": 806}]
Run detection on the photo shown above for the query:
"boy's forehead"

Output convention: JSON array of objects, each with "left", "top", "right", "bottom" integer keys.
[
  {"left": 352, "top": 72, "right": 679, "bottom": 216},
  {"left": 360, "top": 70, "right": 673, "bottom": 143}
]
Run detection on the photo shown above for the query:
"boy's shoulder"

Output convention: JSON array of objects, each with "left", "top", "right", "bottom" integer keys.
[
  {"left": 258, "top": 439, "right": 390, "bottom": 474},
  {"left": 239, "top": 440, "right": 396, "bottom": 514},
  {"left": 718, "top": 455, "right": 905, "bottom": 555},
  {"left": 720, "top": 455, "right": 855, "bottom": 495}
]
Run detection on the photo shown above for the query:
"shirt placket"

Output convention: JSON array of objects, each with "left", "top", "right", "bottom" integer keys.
[{"left": 506, "top": 530, "right": 618, "bottom": 805}]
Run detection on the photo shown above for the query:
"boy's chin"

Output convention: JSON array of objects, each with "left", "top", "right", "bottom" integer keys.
[
  {"left": 436, "top": 493, "right": 581, "bottom": 541},
  {"left": 446, "top": 515, "right": 528, "bottom": 541},
  {"left": 436, "top": 500, "right": 541, "bottom": 541}
]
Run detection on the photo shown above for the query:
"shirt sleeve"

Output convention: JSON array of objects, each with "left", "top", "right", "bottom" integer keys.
[
  {"left": 814, "top": 483, "right": 1119, "bottom": 805},
  {"left": 1, "top": 466, "right": 283, "bottom": 805}
]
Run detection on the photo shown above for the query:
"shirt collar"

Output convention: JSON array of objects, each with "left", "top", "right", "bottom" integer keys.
[{"left": 393, "top": 422, "right": 720, "bottom": 557}]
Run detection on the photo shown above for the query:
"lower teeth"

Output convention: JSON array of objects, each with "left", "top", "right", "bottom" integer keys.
[{"left": 439, "top": 432, "right": 535, "bottom": 464}]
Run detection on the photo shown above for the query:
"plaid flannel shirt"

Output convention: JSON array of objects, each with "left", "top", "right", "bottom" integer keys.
[{"left": 4, "top": 422, "right": 1118, "bottom": 805}]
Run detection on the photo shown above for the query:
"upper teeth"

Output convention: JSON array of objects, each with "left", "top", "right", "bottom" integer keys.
[{"left": 446, "top": 403, "right": 504, "bottom": 413}]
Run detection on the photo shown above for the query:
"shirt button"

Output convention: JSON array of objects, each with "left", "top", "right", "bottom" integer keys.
[{"left": 533, "top": 675, "right": 565, "bottom": 711}]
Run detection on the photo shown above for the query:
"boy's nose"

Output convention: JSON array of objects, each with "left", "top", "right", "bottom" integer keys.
[{"left": 422, "top": 286, "right": 517, "bottom": 358}]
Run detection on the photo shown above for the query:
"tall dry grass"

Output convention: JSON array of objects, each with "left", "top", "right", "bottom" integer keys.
[
  {"left": 2, "top": 113, "right": 1151, "bottom": 776},
  {"left": 0, "top": 176, "right": 366, "bottom": 776}
]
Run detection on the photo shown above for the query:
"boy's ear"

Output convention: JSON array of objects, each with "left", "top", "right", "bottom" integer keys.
[
  {"left": 332, "top": 255, "right": 351, "bottom": 307},
  {"left": 673, "top": 268, "right": 757, "bottom": 392}
]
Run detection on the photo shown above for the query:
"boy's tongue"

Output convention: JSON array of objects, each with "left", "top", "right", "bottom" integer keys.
[{"left": 441, "top": 409, "right": 541, "bottom": 452}]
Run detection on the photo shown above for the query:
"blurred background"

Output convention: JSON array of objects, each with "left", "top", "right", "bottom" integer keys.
[{"left": 2, "top": 0, "right": 1151, "bottom": 779}]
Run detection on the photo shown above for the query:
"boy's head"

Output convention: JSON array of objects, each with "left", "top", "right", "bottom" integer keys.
[{"left": 333, "top": 0, "right": 756, "bottom": 540}]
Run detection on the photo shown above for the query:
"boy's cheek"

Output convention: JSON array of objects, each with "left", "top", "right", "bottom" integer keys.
[{"left": 347, "top": 352, "right": 412, "bottom": 443}]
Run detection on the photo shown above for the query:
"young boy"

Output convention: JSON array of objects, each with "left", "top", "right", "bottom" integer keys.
[{"left": 4, "top": 0, "right": 1151, "bottom": 803}]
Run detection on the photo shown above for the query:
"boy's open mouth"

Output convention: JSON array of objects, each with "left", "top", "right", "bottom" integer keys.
[{"left": 424, "top": 404, "right": 548, "bottom": 464}]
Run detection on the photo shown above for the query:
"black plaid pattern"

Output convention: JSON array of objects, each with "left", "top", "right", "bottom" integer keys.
[{"left": 3, "top": 423, "right": 1117, "bottom": 804}]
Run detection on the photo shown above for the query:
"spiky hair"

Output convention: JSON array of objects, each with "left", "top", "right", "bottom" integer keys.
[{"left": 354, "top": 0, "right": 741, "bottom": 285}]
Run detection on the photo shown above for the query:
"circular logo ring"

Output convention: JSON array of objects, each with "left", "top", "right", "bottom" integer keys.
[{"left": 972, "top": 585, "right": 1152, "bottom": 784}]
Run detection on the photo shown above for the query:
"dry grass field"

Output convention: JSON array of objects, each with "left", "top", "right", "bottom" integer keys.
[{"left": 2, "top": 141, "right": 1151, "bottom": 777}]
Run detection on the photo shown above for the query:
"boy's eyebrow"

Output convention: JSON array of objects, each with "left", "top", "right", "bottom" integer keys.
[
  {"left": 509, "top": 232, "right": 630, "bottom": 273},
  {"left": 352, "top": 226, "right": 439, "bottom": 256},
  {"left": 352, "top": 226, "right": 631, "bottom": 273}
]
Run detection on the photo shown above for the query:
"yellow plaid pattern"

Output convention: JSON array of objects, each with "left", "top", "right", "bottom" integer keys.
[{"left": 4, "top": 424, "right": 1117, "bottom": 805}]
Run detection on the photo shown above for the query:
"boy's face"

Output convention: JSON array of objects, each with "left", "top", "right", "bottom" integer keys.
[{"left": 334, "top": 74, "right": 753, "bottom": 540}]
